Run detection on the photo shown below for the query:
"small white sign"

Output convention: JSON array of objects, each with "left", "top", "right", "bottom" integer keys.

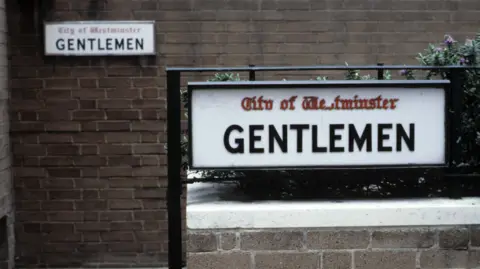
[
  {"left": 44, "top": 21, "right": 155, "bottom": 56},
  {"left": 188, "top": 81, "right": 448, "bottom": 169}
]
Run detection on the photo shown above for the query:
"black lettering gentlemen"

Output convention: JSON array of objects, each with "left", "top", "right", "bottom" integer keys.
[
  {"left": 55, "top": 38, "right": 144, "bottom": 52},
  {"left": 223, "top": 123, "right": 415, "bottom": 154}
]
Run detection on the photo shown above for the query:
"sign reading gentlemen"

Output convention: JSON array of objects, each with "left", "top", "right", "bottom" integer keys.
[
  {"left": 44, "top": 21, "right": 155, "bottom": 56},
  {"left": 188, "top": 80, "right": 449, "bottom": 169}
]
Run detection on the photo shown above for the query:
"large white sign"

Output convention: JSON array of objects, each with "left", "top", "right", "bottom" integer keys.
[
  {"left": 188, "top": 81, "right": 448, "bottom": 169},
  {"left": 44, "top": 21, "right": 155, "bottom": 56}
]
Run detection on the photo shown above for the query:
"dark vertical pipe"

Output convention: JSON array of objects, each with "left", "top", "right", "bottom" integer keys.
[
  {"left": 377, "top": 63, "right": 384, "bottom": 80},
  {"left": 249, "top": 64, "right": 256, "bottom": 81},
  {"left": 447, "top": 68, "right": 464, "bottom": 199},
  {"left": 166, "top": 71, "right": 183, "bottom": 269}
]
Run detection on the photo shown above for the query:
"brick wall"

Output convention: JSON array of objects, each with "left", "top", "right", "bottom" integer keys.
[
  {"left": 188, "top": 226, "right": 480, "bottom": 269},
  {"left": 6, "top": 0, "right": 480, "bottom": 267},
  {"left": 0, "top": 0, "right": 13, "bottom": 268},
  {"left": 8, "top": 1, "right": 170, "bottom": 267}
]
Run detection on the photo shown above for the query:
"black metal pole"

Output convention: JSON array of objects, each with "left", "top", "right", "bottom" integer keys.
[
  {"left": 447, "top": 68, "right": 464, "bottom": 199},
  {"left": 249, "top": 64, "right": 256, "bottom": 81},
  {"left": 377, "top": 63, "right": 384, "bottom": 80},
  {"left": 166, "top": 70, "right": 183, "bottom": 269}
]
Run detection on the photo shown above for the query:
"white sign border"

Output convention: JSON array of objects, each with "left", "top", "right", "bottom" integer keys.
[
  {"left": 187, "top": 80, "right": 451, "bottom": 170},
  {"left": 43, "top": 20, "right": 156, "bottom": 56}
]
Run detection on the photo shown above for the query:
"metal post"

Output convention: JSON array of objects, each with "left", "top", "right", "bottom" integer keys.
[
  {"left": 166, "top": 71, "right": 183, "bottom": 269},
  {"left": 447, "top": 68, "right": 464, "bottom": 199},
  {"left": 377, "top": 63, "right": 384, "bottom": 80},
  {"left": 249, "top": 64, "right": 256, "bottom": 81}
]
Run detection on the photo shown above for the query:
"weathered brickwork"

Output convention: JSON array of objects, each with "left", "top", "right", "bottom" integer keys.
[
  {"left": 6, "top": 0, "right": 480, "bottom": 267},
  {"left": 188, "top": 226, "right": 480, "bottom": 269},
  {"left": 0, "top": 0, "right": 13, "bottom": 268}
]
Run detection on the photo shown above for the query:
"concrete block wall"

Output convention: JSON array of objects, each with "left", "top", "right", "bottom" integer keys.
[{"left": 188, "top": 226, "right": 480, "bottom": 269}]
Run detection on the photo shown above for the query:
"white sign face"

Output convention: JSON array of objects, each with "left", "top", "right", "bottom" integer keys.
[
  {"left": 189, "top": 81, "right": 447, "bottom": 169},
  {"left": 44, "top": 21, "right": 155, "bottom": 56}
]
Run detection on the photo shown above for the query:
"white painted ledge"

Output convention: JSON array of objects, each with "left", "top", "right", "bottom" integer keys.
[{"left": 187, "top": 182, "right": 480, "bottom": 229}]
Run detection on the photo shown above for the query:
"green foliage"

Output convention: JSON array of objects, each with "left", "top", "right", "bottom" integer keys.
[
  {"left": 208, "top": 73, "right": 242, "bottom": 82},
  {"left": 343, "top": 62, "right": 392, "bottom": 80},
  {"left": 402, "top": 34, "right": 480, "bottom": 168}
]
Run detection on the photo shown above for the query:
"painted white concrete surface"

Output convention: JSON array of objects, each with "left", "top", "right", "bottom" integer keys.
[{"left": 187, "top": 182, "right": 480, "bottom": 229}]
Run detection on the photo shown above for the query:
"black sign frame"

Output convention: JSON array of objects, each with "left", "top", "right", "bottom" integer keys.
[
  {"left": 166, "top": 65, "right": 475, "bottom": 269},
  {"left": 187, "top": 80, "right": 451, "bottom": 171}
]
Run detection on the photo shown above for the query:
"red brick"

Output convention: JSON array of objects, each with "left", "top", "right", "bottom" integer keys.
[
  {"left": 142, "top": 200, "right": 167, "bottom": 209},
  {"left": 136, "top": 231, "right": 167, "bottom": 242},
  {"left": 11, "top": 79, "right": 43, "bottom": 89},
  {"left": 73, "top": 156, "right": 107, "bottom": 166},
  {"left": 143, "top": 221, "right": 168, "bottom": 231},
  {"left": 133, "top": 167, "right": 167, "bottom": 177},
  {"left": 134, "top": 210, "right": 167, "bottom": 221},
  {"left": 46, "top": 145, "right": 80, "bottom": 156},
  {"left": 76, "top": 222, "right": 110, "bottom": 232},
  {"left": 110, "top": 222, "right": 143, "bottom": 231},
  {"left": 142, "top": 156, "right": 159, "bottom": 166},
  {"left": 81, "top": 145, "right": 99, "bottom": 155},
  {"left": 79, "top": 100, "right": 96, "bottom": 109},
  {"left": 108, "top": 156, "right": 141, "bottom": 167},
  {"left": 42, "top": 223, "right": 75, "bottom": 233},
  {"left": 106, "top": 110, "right": 141, "bottom": 120},
  {"left": 45, "top": 122, "right": 81, "bottom": 132},
  {"left": 18, "top": 111, "right": 38, "bottom": 121},
  {"left": 109, "top": 200, "right": 143, "bottom": 210},
  {"left": 100, "top": 190, "right": 134, "bottom": 199},
  {"left": 49, "top": 233, "right": 83, "bottom": 243},
  {"left": 40, "top": 89, "right": 72, "bottom": 99},
  {"left": 107, "top": 242, "right": 143, "bottom": 252},
  {"left": 99, "top": 145, "right": 132, "bottom": 155},
  {"left": 107, "top": 67, "right": 141, "bottom": 77},
  {"left": 106, "top": 89, "right": 142, "bottom": 99},
  {"left": 38, "top": 110, "right": 72, "bottom": 121},
  {"left": 17, "top": 190, "right": 47, "bottom": 200},
  {"left": 14, "top": 168, "right": 46, "bottom": 178},
  {"left": 42, "top": 201, "right": 75, "bottom": 211},
  {"left": 101, "top": 231, "right": 135, "bottom": 242},
  {"left": 98, "top": 78, "right": 132, "bottom": 88},
  {"left": 15, "top": 178, "right": 41, "bottom": 188},
  {"left": 47, "top": 168, "right": 81, "bottom": 178},
  {"left": 49, "top": 190, "right": 82, "bottom": 200},
  {"left": 39, "top": 134, "right": 73, "bottom": 144},
  {"left": 133, "top": 144, "right": 165, "bottom": 154},
  {"left": 72, "top": 67, "right": 106, "bottom": 77},
  {"left": 142, "top": 88, "right": 160, "bottom": 98},
  {"left": 48, "top": 212, "right": 84, "bottom": 222},
  {"left": 97, "top": 99, "right": 132, "bottom": 109},
  {"left": 13, "top": 145, "right": 46, "bottom": 156},
  {"left": 83, "top": 232, "right": 101, "bottom": 242},
  {"left": 43, "top": 178, "right": 75, "bottom": 188},
  {"left": 134, "top": 189, "right": 166, "bottom": 199},
  {"left": 97, "top": 121, "right": 131, "bottom": 131},
  {"left": 72, "top": 110, "right": 106, "bottom": 121},
  {"left": 38, "top": 156, "right": 74, "bottom": 166},
  {"left": 100, "top": 211, "right": 133, "bottom": 221},
  {"left": 132, "top": 121, "right": 163, "bottom": 131},
  {"left": 106, "top": 132, "right": 141, "bottom": 143},
  {"left": 75, "top": 200, "right": 108, "bottom": 210},
  {"left": 72, "top": 133, "right": 105, "bottom": 143}
]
